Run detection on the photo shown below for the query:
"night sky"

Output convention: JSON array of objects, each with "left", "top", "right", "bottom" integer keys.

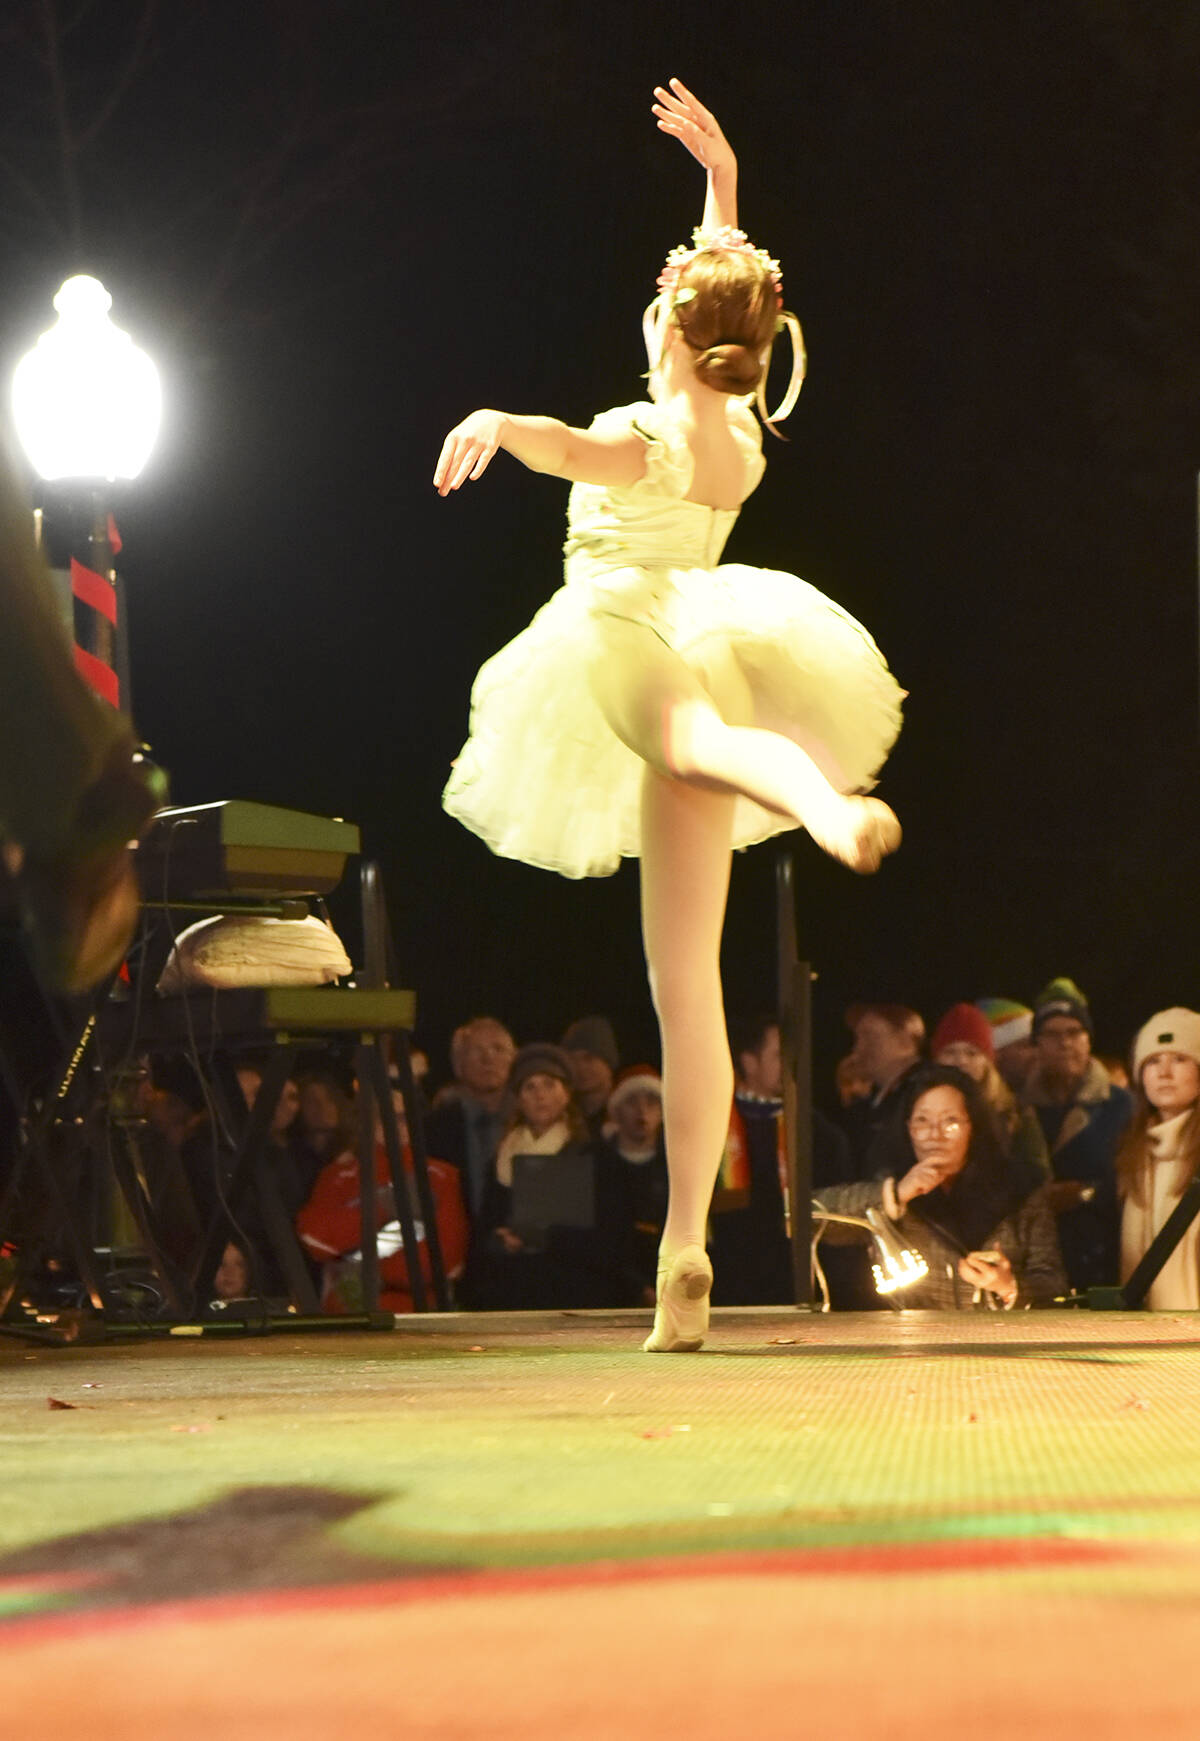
[{"left": 2, "top": 2, "right": 1198, "bottom": 1090}]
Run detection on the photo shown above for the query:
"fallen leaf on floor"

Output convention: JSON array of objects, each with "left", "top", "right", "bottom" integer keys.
[
  {"left": 169, "top": 1423, "right": 213, "bottom": 1433},
  {"left": 1121, "top": 1395, "right": 1149, "bottom": 1411},
  {"left": 81, "top": 1382, "right": 101, "bottom": 1389},
  {"left": 47, "top": 1397, "right": 77, "bottom": 1410},
  {"left": 768, "top": 1335, "right": 796, "bottom": 1345}
]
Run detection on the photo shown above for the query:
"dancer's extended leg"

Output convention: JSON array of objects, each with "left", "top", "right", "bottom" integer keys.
[
  {"left": 639, "top": 766, "right": 734, "bottom": 1352},
  {"left": 586, "top": 616, "right": 900, "bottom": 1352},
  {"left": 587, "top": 616, "right": 900, "bottom": 872}
]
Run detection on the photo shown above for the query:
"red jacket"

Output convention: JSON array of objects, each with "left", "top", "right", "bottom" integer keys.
[{"left": 296, "top": 1143, "right": 468, "bottom": 1313}]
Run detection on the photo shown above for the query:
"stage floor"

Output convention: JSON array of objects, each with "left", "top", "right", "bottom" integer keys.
[{"left": 3, "top": 1307, "right": 1200, "bottom": 1737}]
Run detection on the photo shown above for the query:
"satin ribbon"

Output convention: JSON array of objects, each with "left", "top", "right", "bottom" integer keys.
[{"left": 756, "top": 310, "right": 806, "bottom": 436}]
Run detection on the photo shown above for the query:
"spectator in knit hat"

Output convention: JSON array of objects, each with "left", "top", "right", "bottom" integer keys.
[
  {"left": 1118, "top": 1009, "right": 1200, "bottom": 1309},
  {"left": 840, "top": 1002, "right": 925, "bottom": 1174},
  {"left": 475, "top": 1043, "right": 633, "bottom": 1309},
  {"left": 599, "top": 1066, "right": 669, "bottom": 1305},
  {"left": 975, "top": 997, "right": 1037, "bottom": 1092},
  {"left": 932, "top": 1003, "right": 1048, "bottom": 1179},
  {"left": 710, "top": 1015, "right": 855, "bottom": 1306},
  {"left": 1020, "top": 977, "right": 1132, "bottom": 1291},
  {"left": 561, "top": 1014, "right": 620, "bottom": 1139}
]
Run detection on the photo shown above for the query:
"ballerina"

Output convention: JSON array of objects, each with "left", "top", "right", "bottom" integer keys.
[{"left": 434, "top": 79, "right": 904, "bottom": 1350}]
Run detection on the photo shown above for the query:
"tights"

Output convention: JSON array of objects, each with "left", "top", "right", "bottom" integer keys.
[{"left": 588, "top": 612, "right": 851, "bottom": 1264}]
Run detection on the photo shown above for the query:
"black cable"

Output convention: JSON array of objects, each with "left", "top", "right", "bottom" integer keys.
[{"left": 156, "top": 818, "right": 269, "bottom": 1326}]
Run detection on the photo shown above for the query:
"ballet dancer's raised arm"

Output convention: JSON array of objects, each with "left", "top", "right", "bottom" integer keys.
[
  {"left": 434, "top": 78, "right": 737, "bottom": 500},
  {"left": 651, "top": 78, "right": 738, "bottom": 232},
  {"left": 433, "top": 412, "right": 647, "bottom": 497}
]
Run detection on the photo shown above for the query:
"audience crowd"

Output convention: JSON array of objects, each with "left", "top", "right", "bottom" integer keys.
[{"left": 139, "top": 976, "right": 1200, "bottom": 1317}]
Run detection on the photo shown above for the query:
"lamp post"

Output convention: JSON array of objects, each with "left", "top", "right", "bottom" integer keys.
[{"left": 12, "top": 275, "right": 161, "bottom": 716}]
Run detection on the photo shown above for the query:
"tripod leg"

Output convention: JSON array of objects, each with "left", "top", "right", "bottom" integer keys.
[
  {"left": 384, "top": 1038, "right": 447, "bottom": 1309},
  {"left": 367, "top": 1041, "right": 428, "bottom": 1313}
]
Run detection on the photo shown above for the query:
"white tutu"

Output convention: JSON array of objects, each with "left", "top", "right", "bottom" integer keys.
[{"left": 443, "top": 402, "right": 904, "bottom": 880}]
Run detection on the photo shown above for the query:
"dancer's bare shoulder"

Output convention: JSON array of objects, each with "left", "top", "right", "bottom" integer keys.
[{"left": 680, "top": 401, "right": 763, "bottom": 509}]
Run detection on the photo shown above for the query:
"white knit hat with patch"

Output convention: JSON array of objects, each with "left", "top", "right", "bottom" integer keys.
[{"left": 1131, "top": 1008, "right": 1200, "bottom": 1080}]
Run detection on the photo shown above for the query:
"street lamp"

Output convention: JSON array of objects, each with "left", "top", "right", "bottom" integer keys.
[
  {"left": 11, "top": 275, "right": 161, "bottom": 713},
  {"left": 13, "top": 275, "right": 160, "bottom": 482}
]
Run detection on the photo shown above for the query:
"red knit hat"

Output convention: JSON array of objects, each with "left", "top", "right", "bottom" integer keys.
[{"left": 931, "top": 1002, "right": 995, "bottom": 1062}]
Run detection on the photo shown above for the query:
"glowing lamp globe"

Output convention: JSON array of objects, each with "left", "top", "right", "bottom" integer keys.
[{"left": 12, "top": 276, "right": 161, "bottom": 482}]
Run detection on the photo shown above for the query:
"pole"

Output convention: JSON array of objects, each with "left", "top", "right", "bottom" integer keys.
[
  {"left": 776, "top": 851, "right": 814, "bottom": 1306},
  {"left": 39, "top": 482, "right": 127, "bottom": 716}
]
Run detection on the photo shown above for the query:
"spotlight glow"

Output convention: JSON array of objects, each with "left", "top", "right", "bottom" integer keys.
[
  {"left": 12, "top": 276, "right": 161, "bottom": 481},
  {"left": 872, "top": 1248, "right": 930, "bottom": 1294}
]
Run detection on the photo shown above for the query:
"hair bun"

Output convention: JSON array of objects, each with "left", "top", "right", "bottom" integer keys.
[{"left": 692, "top": 342, "right": 762, "bottom": 396}]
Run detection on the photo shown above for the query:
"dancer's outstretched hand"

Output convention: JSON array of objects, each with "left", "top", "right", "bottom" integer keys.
[
  {"left": 651, "top": 78, "right": 735, "bottom": 181},
  {"left": 434, "top": 409, "right": 506, "bottom": 496}
]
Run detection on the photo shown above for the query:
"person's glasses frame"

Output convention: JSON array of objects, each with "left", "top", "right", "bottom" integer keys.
[{"left": 907, "top": 1114, "right": 968, "bottom": 1139}]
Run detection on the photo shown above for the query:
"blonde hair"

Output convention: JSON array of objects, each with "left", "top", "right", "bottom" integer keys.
[
  {"left": 978, "top": 1058, "right": 1019, "bottom": 1134},
  {"left": 672, "top": 250, "right": 779, "bottom": 396}
]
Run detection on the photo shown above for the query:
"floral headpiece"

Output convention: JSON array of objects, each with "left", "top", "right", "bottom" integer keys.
[
  {"left": 643, "top": 225, "right": 805, "bottom": 436},
  {"left": 656, "top": 226, "right": 784, "bottom": 307}
]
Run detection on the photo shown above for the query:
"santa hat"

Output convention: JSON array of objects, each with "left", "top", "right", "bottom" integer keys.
[{"left": 607, "top": 1065, "right": 662, "bottom": 1117}]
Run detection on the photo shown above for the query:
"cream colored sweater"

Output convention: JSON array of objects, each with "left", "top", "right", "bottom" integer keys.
[{"left": 1119, "top": 1110, "right": 1200, "bottom": 1310}]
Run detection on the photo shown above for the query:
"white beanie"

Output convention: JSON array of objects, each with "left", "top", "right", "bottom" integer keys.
[{"left": 1131, "top": 1008, "right": 1200, "bottom": 1080}]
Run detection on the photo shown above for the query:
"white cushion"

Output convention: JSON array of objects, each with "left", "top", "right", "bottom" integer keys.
[{"left": 157, "top": 913, "right": 352, "bottom": 994}]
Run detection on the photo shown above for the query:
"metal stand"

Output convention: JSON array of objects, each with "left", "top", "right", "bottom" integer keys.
[
  {"left": 154, "top": 862, "right": 449, "bottom": 1317},
  {"left": 1, "top": 846, "right": 449, "bottom": 1331},
  {"left": 776, "top": 851, "right": 814, "bottom": 1307}
]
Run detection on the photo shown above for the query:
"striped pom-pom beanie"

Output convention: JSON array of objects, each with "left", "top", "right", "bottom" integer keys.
[{"left": 975, "top": 997, "right": 1034, "bottom": 1052}]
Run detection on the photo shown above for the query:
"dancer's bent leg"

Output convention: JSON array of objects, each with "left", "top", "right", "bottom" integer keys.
[
  {"left": 639, "top": 767, "right": 734, "bottom": 1352},
  {"left": 587, "top": 617, "right": 899, "bottom": 873}
]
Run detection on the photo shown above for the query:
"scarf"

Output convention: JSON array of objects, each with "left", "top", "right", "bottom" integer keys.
[
  {"left": 495, "top": 1118, "right": 571, "bottom": 1189},
  {"left": 1120, "top": 1109, "right": 1200, "bottom": 1309}
]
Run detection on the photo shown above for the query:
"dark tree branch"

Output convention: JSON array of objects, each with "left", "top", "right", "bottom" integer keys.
[
  {"left": 37, "top": 0, "right": 82, "bottom": 248},
  {"left": 74, "top": 0, "right": 159, "bottom": 151}
]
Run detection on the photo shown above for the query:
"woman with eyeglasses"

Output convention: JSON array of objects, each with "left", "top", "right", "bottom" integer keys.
[{"left": 816, "top": 1065, "right": 1066, "bottom": 1308}]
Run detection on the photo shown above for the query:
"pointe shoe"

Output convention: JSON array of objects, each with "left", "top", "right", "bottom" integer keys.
[
  {"left": 642, "top": 1245, "right": 713, "bottom": 1353},
  {"left": 805, "top": 794, "right": 901, "bottom": 875}
]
